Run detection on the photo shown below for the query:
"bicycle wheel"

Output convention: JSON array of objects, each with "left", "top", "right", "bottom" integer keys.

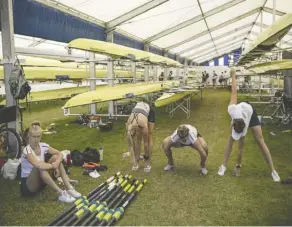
[
  {"left": 0, "top": 127, "right": 22, "bottom": 159},
  {"left": 261, "top": 103, "right": 284, "bottom": 128}
]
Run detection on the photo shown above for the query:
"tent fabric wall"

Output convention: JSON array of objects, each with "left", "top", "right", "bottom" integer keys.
[
  {"left": 149, "top": 46, "right": 163, "bottom": 56},
  {"left": 179, "top": 57, "right": 184, "bottom": 64},
  {"left": 11, "top": 0, "right": 106, "bottom": 43},
  {"left": 224, "top": 55, "right": 229, "bottom": 65},
  {"left": 113, "top": 32, "right": 144, "bottom": 50},
  {"left": 214, "top": 59, "right": 219, "bottom": 66},
  {"left": 201, "top": 48, "right": 242, "bottom": 66},
  {"left": 168, "top": 53, "right": 176, "bottom": 60}
]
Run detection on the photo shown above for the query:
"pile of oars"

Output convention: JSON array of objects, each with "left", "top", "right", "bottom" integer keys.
[{"left": 47, "top": 172, "right": 147, "bottom": 226}]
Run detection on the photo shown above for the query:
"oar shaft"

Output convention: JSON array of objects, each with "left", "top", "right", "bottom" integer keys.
[
  {"left": 47, "top": 172, "right": 120, "bottom": 226},
  {"left": 105, "top": 180, "right": 147, "bottom": 226},
  {"left": 78, "top": 177, "right": 130, "bottom": 226}
]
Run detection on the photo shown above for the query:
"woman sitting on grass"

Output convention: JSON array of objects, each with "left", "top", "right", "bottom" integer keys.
[
  {"left": 126, "top": 101, "right": 155, "bottom": 172},
  {"left": 218, "top": 68, "right": 280, "bottom": 182},
  {"left": 20, "top": 121, "right": 81, "bottom": 202}
]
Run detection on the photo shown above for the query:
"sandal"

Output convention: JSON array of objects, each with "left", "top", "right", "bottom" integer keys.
[
  {"left": 132, "top": 164, "right": 139, "bottom": 171},
  {"left": 144, "top": 165, "right": 151, "bottom": 173}
]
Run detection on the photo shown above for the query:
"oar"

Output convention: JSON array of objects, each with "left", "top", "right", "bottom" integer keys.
[
  {"left": 80, "top": 176, "right": 133, "bottom": 226},
  {"left": 48, "top": 172, "right": 120, "bottom": 226},
  {"left": 70, "top": 175, "right": 132, "bottom": 226},
  {"left": 89, "top": 179, "right": 139, "bottom": 226},
  {"left": 64, "top": 175, "right": 130, "bottom": 226},
  {"left": 102, "top": 179, "right": 147, "bottom": 226}
]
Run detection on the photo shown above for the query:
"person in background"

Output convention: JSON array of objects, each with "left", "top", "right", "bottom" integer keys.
[
  {"left": 168, "top": 71, "right": 173, "bottom": 80},
  {"left": 219, "top": 72, "right": 224, "bottom": 87},
  {"left": 162, "top": 124, "right": 208, "bottom": 175},
  {"left": 212, "top": 71, "right": 218, "bottom": 89},
  {"left": 126, "top": 101, "right": 155, "bottom": 172},
  {"left": 202, "top": 71, "right": 206, "bottom": 86},
  {"left": 217, "top": 68, "right": 280, "bottom": 182},
  {"left": 159, "top": 72, "right": 164, "bottom": 81},
  {"left": 224, "top": 70, "right": 228, "bottom": 87},
  {"left": 20, "top": 121, "right": 81, "bottom": 202}
]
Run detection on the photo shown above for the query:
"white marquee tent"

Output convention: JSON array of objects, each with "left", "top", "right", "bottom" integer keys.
[{"left": 1, "top": 0, "right": 292, "bottom": 65}]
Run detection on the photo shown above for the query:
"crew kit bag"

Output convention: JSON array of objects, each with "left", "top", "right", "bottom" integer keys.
[
  {"left": 8, "top": 57, "right": 31, "bottom": 100},
  {"left": 83, "top": 147, "right": 100, "bottom": 163}
]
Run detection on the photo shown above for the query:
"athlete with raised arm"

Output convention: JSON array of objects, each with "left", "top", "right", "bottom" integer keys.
[{"left": 218, "top": 68, "right": 280, "bottom": 182}]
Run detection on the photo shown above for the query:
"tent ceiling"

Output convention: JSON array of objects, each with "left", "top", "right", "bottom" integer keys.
[{"left": 2, "top": 0, "right": 292, "bottom": 65}]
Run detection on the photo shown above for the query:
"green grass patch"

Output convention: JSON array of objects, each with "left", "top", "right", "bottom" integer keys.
[{"left": 1, "top": 88, "right": 292, "bottom": 225}]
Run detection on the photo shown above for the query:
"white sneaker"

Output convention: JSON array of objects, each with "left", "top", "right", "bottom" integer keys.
[
  {"left": 201, "top": 168, "right": 208, "bottom": 175},
  {"left": 67, "top": 188, "right": 82, "bottom": 198},
  {"left": 58, "top": 190, "right": 76, "bottom": 203},
  {"left": 164, "top": 164, "right": 174, "bottom": 171},
  {"left": 271, "top": 170, "right": 280, "bottom": 182},
  {"left": 218, "top": 164, "right": 226, "bottom": 176},
  {"left": 132, "top": 164, "right": 139, "bottom": 171}
]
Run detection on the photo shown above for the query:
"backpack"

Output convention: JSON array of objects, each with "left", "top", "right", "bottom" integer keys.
[
  {"left": 8, "top": 57, "right": 31, "bottom": 100},
  {"left": 83, "top": 147, "right": 100, "bottom": 163},
  {"left": 71, "top": 150, "right": 84, "bottom": 166}
]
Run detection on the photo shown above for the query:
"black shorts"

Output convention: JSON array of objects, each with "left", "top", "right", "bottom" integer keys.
[
  {"left": 249, "top": 107, "right": 261, "bottom": 127},
  {"left": 148, "top": 109, "right": 155, "bottom": 123},
  {"left": 132, "top": 108, "right": 155, "bottom": 124},
  {"left": 239, "top": 101, "right": 261, "bottom": 127},
  {"left": 20, "top": 177, "right": 46, "bottom": 197},
  {"left": 20, "top": 153, "right": 51, "bottom": 197}
]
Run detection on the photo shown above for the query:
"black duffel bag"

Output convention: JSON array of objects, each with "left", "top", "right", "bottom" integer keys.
[
  {"left": 71, "top": 149, "right": 84, "bottom": 166},
  {"left": 83, "top": 147, "right": 100, "bottom": 163}
]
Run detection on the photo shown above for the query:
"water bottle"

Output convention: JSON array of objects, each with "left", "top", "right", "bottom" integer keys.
[{"left": 99, "top": 146, "right": 103, "bottom": 161}]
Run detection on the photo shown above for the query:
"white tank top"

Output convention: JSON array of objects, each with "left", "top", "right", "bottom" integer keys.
[
  {"left": 21, "top": 143, "right": 49, "bottom": 178},
  {"left": 170, "top": 124, "right": 198, "bottom": 145},
  {"left": 134, "top": 102, "right": 150, "bottom": 114}
]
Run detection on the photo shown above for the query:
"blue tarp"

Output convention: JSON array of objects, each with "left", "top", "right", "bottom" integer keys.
[
  {"left": 12, "top": 0, "right": 105, "bottom": 43},
  {"left": 113, "top": 32, "right": 144, "bottom": 50},
  {"left": 149, "top": 46, "right": 163, "bottom": 56}
]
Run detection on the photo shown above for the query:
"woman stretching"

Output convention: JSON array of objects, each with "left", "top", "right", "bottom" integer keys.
[
  {"left": 162, "top": 124, "right": 208, "bottom": 175},
  {"left": 218, "top": 68, "right": 280, "bottom": 182},
  {"left": 20, "top": 121, "right": 81, "bottom": 202},
  {"left": 126, "top": 102, "right": 155, "bottom": 172}
]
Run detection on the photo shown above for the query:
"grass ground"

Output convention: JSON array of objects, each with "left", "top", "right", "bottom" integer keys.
[{"left": 1, "top": 88, "right": 292, "bottom": 226}]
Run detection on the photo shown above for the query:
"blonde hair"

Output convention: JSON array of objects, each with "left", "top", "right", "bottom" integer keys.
[
  {"left": 28, "top": 121, "right": 42, "bottom": 136},
  {"left": 177, "top": 125, "right": 189, "bottom": 139}
]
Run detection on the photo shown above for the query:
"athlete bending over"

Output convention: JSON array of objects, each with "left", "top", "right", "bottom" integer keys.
[
  {"left": 126, "top": 102, "right": 155, "bottom": 172},
  {"left": 218, "top": 68, "right": 280, "bottom": 182}
]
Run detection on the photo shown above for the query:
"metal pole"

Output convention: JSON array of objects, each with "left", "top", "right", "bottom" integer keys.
[
  {"left": 164, "top": 67, "right": 167, "bottom": 81},
  {"left": 144, "top": 65, "right": 149, "bottom": 82},
  {"left": 132, "top": 62, "right": 136, "bottom": 83},
  {"left": 107, "top": 60, "right": 114, "bottom": 116},
  {"left": 273, "top": 0, "right": 276, "bottom": 23},
  {"left": 259, "top": 75, "right": 262, "bottom": 105},
  {"left": 176, "top": 67, "right": 180, "bottom": 80},
  {"left": 89, "top": 52, "right": 96, "bottom": 115},
  {"left": 1, "top": 0, "right": 17, "bottom": 131},
  {"left": 106, "top": 29, "right": 115, "bottom": 117},
  {"left": 175, "top": 55, "right": 180, "bottom": 80},
  {"left": 260, "top": 9, "right": 263, "bottom": 32},
  {"left": 153, "top": 66, "right": 158, "bottom": 81}
]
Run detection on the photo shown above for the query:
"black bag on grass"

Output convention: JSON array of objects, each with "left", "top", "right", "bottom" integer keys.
[
  {"left": 83, "top": 147, "right": 100, "bottom": 163},
  {"left": 71, "top": 150, "right": 84, "bottom": 166}
]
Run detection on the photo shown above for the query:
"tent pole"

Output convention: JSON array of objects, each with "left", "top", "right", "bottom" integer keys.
[{"left": 1, "top": 0, "right": 18, "bottom": 131}]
